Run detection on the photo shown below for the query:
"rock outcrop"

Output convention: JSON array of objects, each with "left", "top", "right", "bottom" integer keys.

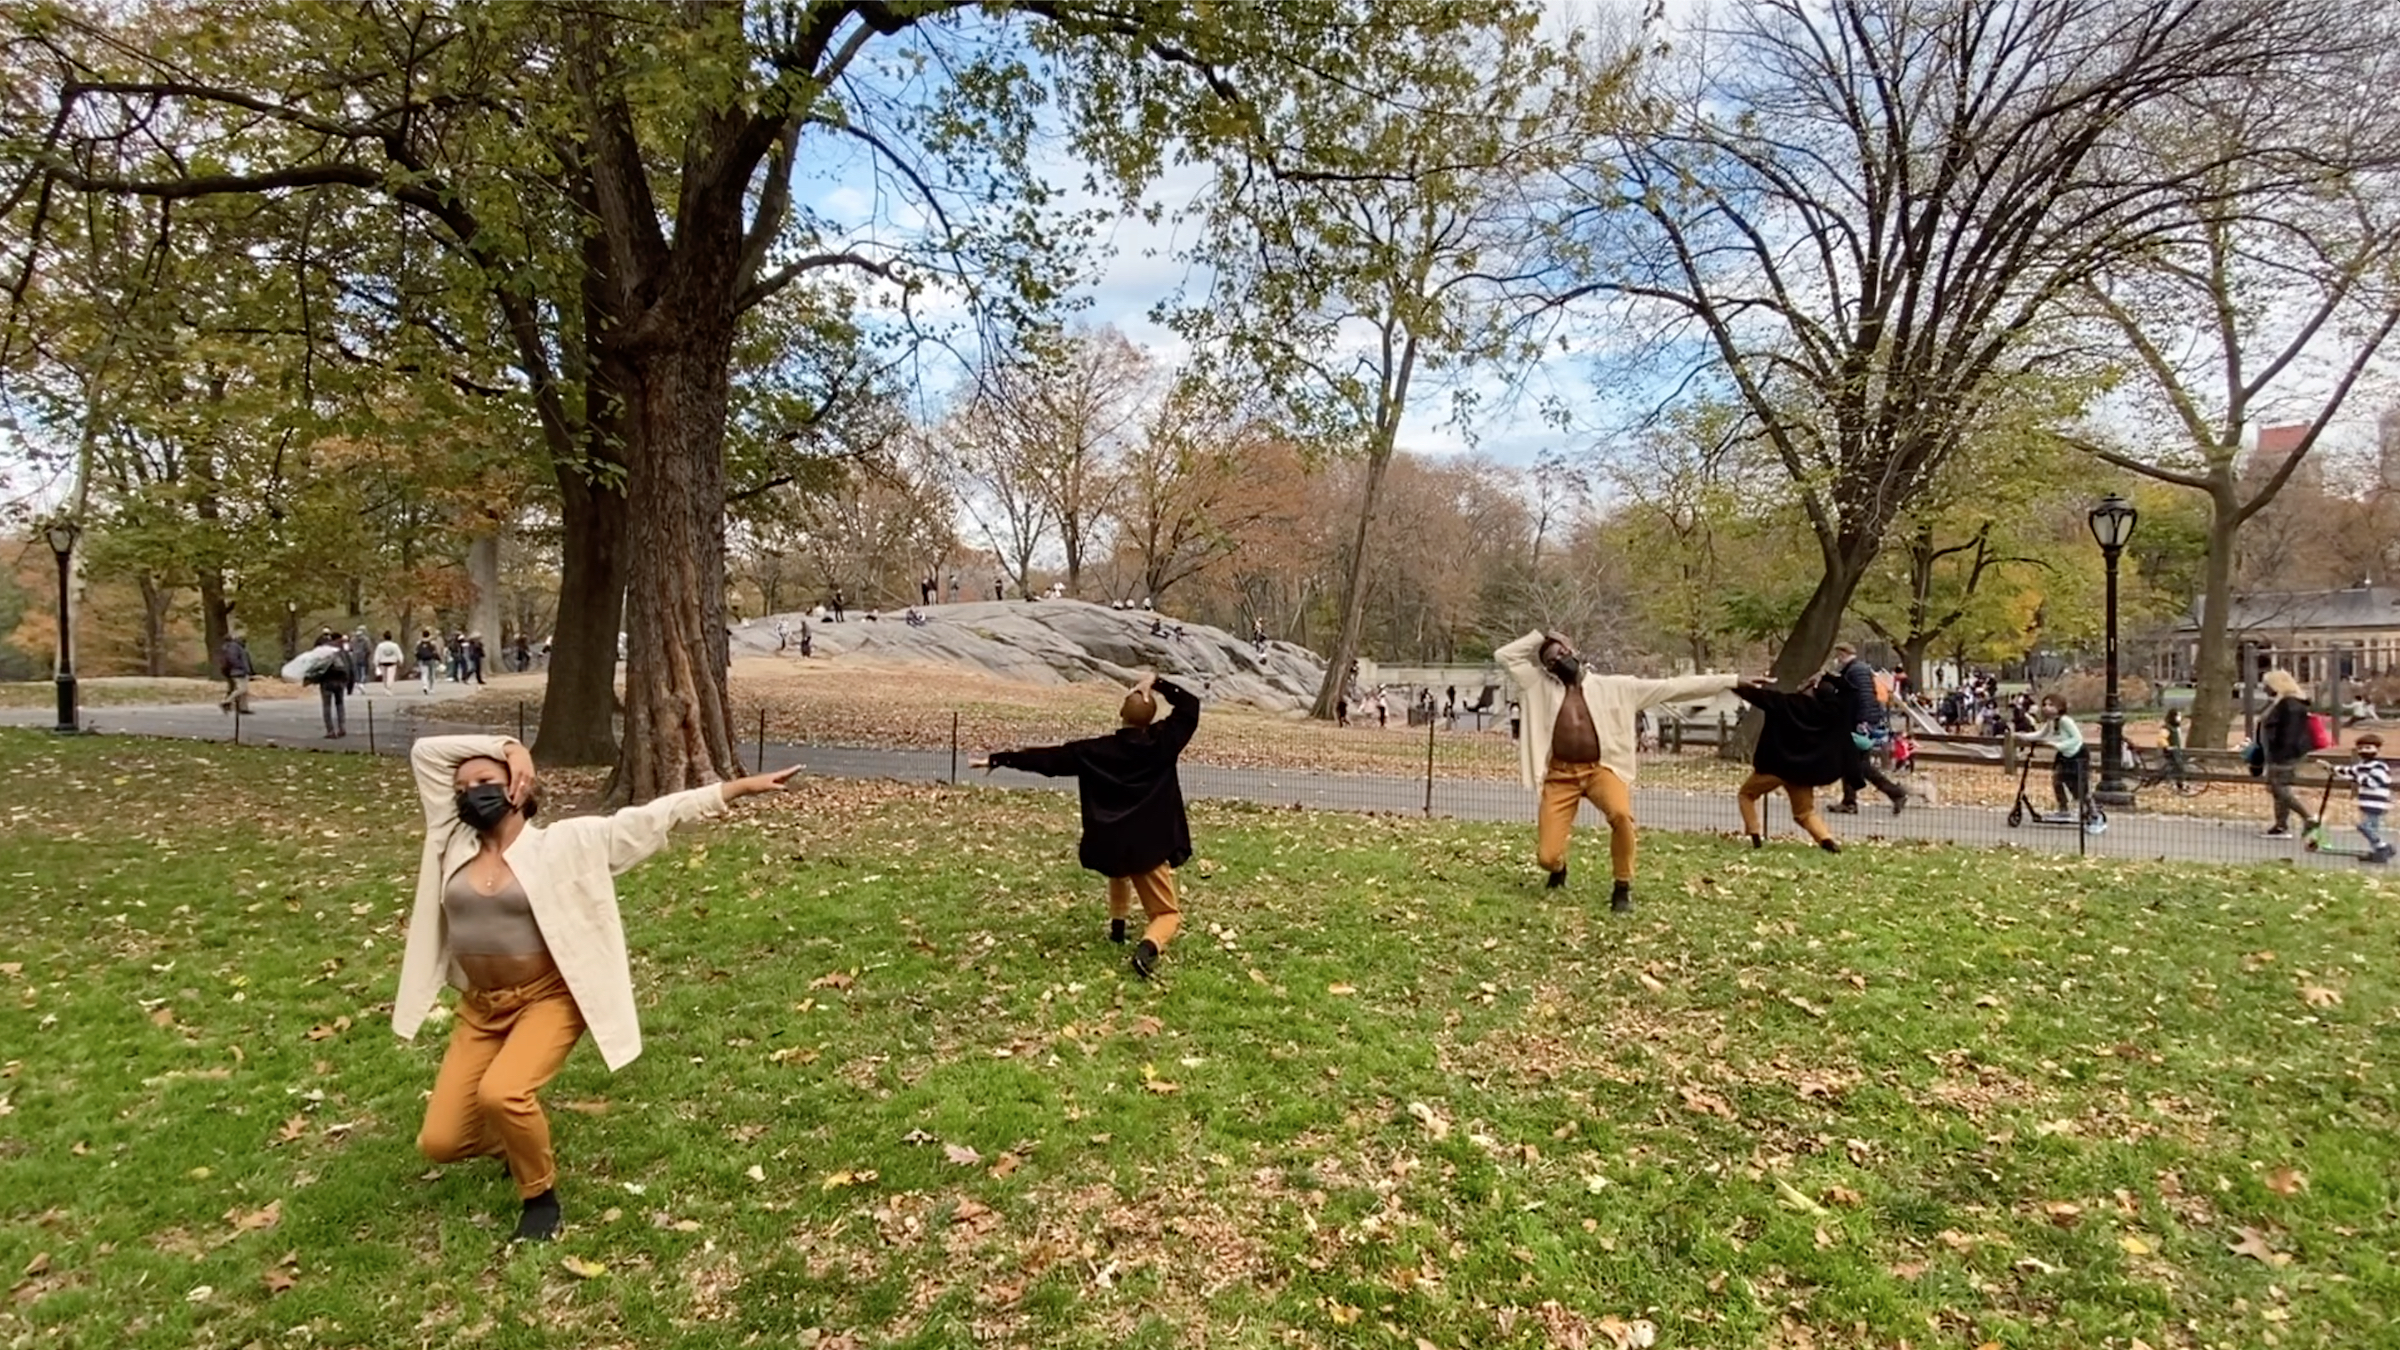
[{"left": 735, "top": 601, "right": 1330, "bottom": 714}]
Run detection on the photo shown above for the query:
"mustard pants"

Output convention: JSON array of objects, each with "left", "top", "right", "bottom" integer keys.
[
  {"left": 416, "top": 970, "right": 585, "bottom": 1199},
  {"left": 1737, "top": 772, "right": 1834, "bottom": 843},
  {"left": 1536, "top": 761, "right": 1637, "bottom": 882},
  {"left": 1108, "top": 862, "right": 1182, "bottom": 949}
]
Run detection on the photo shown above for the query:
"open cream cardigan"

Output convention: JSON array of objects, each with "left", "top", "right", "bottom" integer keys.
[
  {"left": 393, "top": 735, "right": 727, "bottom": 1070},
  {"left": 1494, "top": 630, "right": 1739, "bottom": 790}
]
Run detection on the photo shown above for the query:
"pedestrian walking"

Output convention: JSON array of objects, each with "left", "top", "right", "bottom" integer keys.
[
  {"left": 468, "top": 633, "right": 488, "bottom": 685},
  {"left": 513, "top": 634, "right": 530, "bottom": 672},
  {"left": 798, "top": 619, "right": 813, "bottom": 658},
  {"left": 1829, "top": 642, "right": 1910, "bottom": 815},
  {"left": 2257, "top": 669, "right": 2320, "bottom": 838},
  {"left": 1495, "top": 628, "right": 1738, "bottom": 912},
  {"left": 351, "top": 624, "right": 374, "bottom": 689},
  {"left": 449, "top": 632, "right": 470, "bottom": 684},
  {"left": 217, "top": 630, "right": 255, "bottom": 714},
  {"left": 309, "top": 632, "right": 354, "bottom": 737},
  {"left": 2326, "top": 732, "right": 2395, "bottom": 862},
  {"left": 374, "top": 631, "right": 405, "bottom": 694},
  {"left": 396, "top": 734, "right": 799, "bottom": 1241},
  {"left": 416, "top": 631, "right": 441, "bottom": 694},
  {"left": 974, "top": 672, "right": 1200, "bottom": 979},
  {"left": 949, "top": 571, "right": 960, "bottom": 604}
]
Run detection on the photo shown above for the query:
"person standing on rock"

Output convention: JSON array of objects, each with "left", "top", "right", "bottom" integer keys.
[
  {"left": 798, "top": 618, "right": 813, "bottom": 658},
  {"left": 830, "top": 586, "right": 847, "bottom": 624},
  {"left": 992, "top": 572, "right": 1005, "bottom": 602},
  {"left": 374, "top": 631, "right": 405, "bottom": 695},
  {"left": 1495, "top": 629, "right": 1738, "bottom": 912},
  {"left": 949, "top": 571, "right": 961, "bottom": 604},
  {"left": 973, "top": 671, "right": 1200, "bottom": 979}
]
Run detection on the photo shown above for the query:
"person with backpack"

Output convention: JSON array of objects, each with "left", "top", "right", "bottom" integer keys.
[
  {"left": 972, "top": 671, "right": 1200, "bottom": 979},
  {"left": 2257, "top": 668, "right": 2321, "bottom": 839},
  {"left": 416, "top": 631, "right": 442, "bottom": 694},
  {"left": 1828, "top": 642, "right": 1909, "bottom": 815},
  {"left": 309, "top": 632, "right": 354, "bottom": 738}
]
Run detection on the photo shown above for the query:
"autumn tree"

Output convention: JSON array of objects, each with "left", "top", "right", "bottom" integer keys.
[{"left": 1550, "top": 0, "right": 2372, "bottom": 694}]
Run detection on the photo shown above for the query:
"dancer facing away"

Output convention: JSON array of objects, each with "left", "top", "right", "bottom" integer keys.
[
  {"left": 1732, "top": 675, "right": 1856, "bottom": 852},
  {"left": 1495, "top": 630, "right": 1739, "bottom": 912},
  {"left": 972, "top": 671, "right": 1200, "bottom": 979},
  {"left": 395, "top": 735, "right": 799, "bottom": 1241}
]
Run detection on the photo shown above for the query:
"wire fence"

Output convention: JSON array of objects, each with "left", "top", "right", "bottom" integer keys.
[{"left": 193, "top": 689, "right": 2385, "bottom": 874}]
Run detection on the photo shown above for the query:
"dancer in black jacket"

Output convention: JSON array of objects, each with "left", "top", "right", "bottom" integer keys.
[
  {"left": 1733, "top": 676, "right": 1856, "bottom": 851},
  {"left": 975, "top": 672, "right": 1200, "bottom": 978}
]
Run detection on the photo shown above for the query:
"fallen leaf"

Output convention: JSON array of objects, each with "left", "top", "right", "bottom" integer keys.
[
  {"left": 20, "top": 1253, "right": 48, "bottom": 1278},
  {"left": 226, "top": 1200, "right": 281, "bottom": 1234},
  {"left": 1636, "top": 972, "right": 1666, "bottom": 993},
  {"left": 989, "top": 1153, "right": 1021, "bottom": 1180},
  {"left": 1129, "top": 1015, "right": 1163, "bottom": 1037},
  {"left": 2043, "top": 1200, "right": 2084, "bottom": 1228},
  {"left": 1329, "top": 1301, "right": 1362, "bottom": 1326},
  {"left": 943, "top": 1143, "right": 982, "bottom": 1166},
  {"left": 1678, "top": 1085, "right": 1737, "bottom": 1120},
  {"left": 1822, "top": 1185, "right": 1864, "bottom": 1208},
  {"left": 809, "top": 970, "right": 856, "bottom": 991},
  {"left": 149, "top": 1006, "right": 175, "bottom": 1028},
  {"left": 2265, "top": 1167, "right": 2307, "bottom": 1196},
  {"left": 1773, "top": 1176, "right": 1828, "bottom": 1215},
  {"left": 819, "top": 1169, "right": 876, "bottom": 1190},
  {"left": 1326, "top": 983, "right": 1356, "bottom": 996},
  {"left": 273, "top": 1115, "right": 308, "bottom": 1145},
  {"left": 557, "top": 1099, "right": 610, "bottom": 1115},
  {"left": 2300, "top": 985, "right": 2342, "bottom": 1008},
  {"left": 2015, "top": 1256, "right": 2061, "bottom": 1276},
  {"left": 261, "top": 1267, "right": 296, "bottom": 1295},
  {"left": 561, "top": 1255, "right": 607, "bottom": 1279},
  {"left": 745, "top": 1165, "right": 766, "bottom": 1183},
  {"left": 768, "top": 1046, "right": 818, "bottom": 1065},
  {"left": 1406, "top": 1101, "right": 1451, "bottom": 1140},
  {"left": 2228, "top": 1227, "right": 2285, "bottom": 1264},
  {"left": 1887, "top": 1259, "right": 1928, "bottom": 1280},
  {"left": 601, "top": 1207, "right": 623, "bottom": 1223},
  {"left": 1143, "top": 1080, "right": 1180, "bottom": 1095},
  {"left": 2119, "top": 1234, "right": 2153, "bottom": 1255}
]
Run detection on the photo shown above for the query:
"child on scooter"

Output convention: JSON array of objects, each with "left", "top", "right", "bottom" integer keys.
[{"left": 2328, "top": 733, "right": 2394, "bottom": 864}]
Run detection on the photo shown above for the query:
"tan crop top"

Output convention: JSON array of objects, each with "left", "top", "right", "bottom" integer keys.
[{"left": 441, "top": 869, "right": 546, "bottom": 957}]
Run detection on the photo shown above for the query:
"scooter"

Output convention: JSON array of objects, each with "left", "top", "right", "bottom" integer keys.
[
  {"left": 2304, "top": 770, "right": 2392, "bottom": 862},
  {"left": 2006, "top": 748, "right": 2107, "bottom": 834}
]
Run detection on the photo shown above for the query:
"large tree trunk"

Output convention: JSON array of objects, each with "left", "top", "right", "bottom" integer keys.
[
  {"left": 1726, "top": 546, "right": 1867, "bottom": 759},
  {"left": 537, "top": 468, "right": 628, "bottom": 766},
  {"left": 1310, "top": 443, "right": 1396, "bottom": 720},
  {"left": 2188, "top": 485, "right": 2243, "bottom": 749},
  {"left": 613, "top": 333, "right": 742, "bottom": 802},
  {"left": 198, "top": 568, "right": 230, "bottom": 667}
]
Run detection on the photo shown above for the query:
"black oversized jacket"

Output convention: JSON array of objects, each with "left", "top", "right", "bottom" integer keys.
[
  {"left": 2260, "top": 694, "right": 2314, "bottom": 765},
  {"left": 1736, "top": 680, "right": 1855, "bottom": 788},
  {"left": 990, "top": 679, "right": 1200, "bottom": 877}
]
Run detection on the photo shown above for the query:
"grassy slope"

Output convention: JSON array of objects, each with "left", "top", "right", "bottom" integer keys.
[{"left": 0, "top": 730, "right": 2392, "bottom": 1349}]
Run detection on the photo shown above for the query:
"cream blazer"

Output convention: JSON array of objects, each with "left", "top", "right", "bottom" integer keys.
[
  {"left": 392, "top": 735, "right": 727, "bottom": 1070},
  {"left": 1494, "top": 630, "right": 1738, "bottom": 790}
]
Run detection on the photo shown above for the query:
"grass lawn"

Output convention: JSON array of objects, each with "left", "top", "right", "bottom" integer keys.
[
  {"left": 0, "top": 678, "right": 305, "bottom": 710},
  {"left": 1, "top": 730, "right": 2393, "bottom": 1348}
]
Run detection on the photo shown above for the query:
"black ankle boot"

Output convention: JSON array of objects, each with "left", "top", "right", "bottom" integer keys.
[
  {"left": 1818, "top": 837, "right": 1842, "bottom": 854},
  {"left": 515, "top": 1188, "right": 562, "bottom": 1242},
  {"left": 1109, "top": 917, "right": 1127, "bottom": 944},
  {"left": 1545, "top": 867, "right": 1568, "bottom": 890},
  {"left": 1749, "top": 834, "right": 1763, "bottom": 849},
  {"left": 1609, "top": 881, "right": 1632, "bottom": 913}
]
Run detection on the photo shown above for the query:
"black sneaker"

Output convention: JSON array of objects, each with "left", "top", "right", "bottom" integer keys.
[
  {"left": 1818, "top": 838, "right": 1842, "bottom": 854},
  {"left": 1609, "top": 881, "right": 1632, "bottom": 913},
  {"left": 1886, "top": 786, "right": 1908, "bottom": 816},
  {"left": 1130, "top": 939, "right": 1161, "bottom": 980},
  {"left": 1109, "top": 917, "right": 1127, "bottom": 945},
  {"left": 514, "top": 1189, "right": 562, "bottom": 1242},
  {"left": 1545, "top": 868, "right": 1568, "bottom": 890},
  {"left": 1828, "top": 802, "right": 1859, "bottom": 815},
  {"left": 1749, "top": 834, "right": 1763, "bottom": 849}
]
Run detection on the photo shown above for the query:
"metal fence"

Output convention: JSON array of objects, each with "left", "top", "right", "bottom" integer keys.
[{"left": 249, "top": 693, "right": 2381, "bottom": 873}]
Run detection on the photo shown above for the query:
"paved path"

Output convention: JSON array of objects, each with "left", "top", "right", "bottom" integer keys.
[{"left": 0, "top": 697, "right": 2346, "bottom": 870}]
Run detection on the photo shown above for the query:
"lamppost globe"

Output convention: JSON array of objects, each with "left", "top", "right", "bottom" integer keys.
[
  {"left": 2089, "top": 494, "right": 2139, "bottom": 807},
  {"left": 2087, "top": 493, "right": 2138, "bottom": 553},
  {"left": 44, "top": 519, "right": 79, "bottom": 556}
]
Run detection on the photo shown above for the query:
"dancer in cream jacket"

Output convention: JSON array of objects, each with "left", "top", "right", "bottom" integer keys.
[{"left": 1495, "top": 630, "right": 1738, "bottom": 911}]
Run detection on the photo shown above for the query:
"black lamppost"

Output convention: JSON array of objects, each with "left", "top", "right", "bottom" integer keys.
[
  {"left": 2089, "top": 493, "right": 2139, "bottom": 806},
  {"left": 44, "top": 518, "right": 82, "bottom": 734}
]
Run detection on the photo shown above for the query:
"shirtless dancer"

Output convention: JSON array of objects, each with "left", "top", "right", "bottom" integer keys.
[{"left": 1495, "top": 630, "right": 1738, "bottom": 911}]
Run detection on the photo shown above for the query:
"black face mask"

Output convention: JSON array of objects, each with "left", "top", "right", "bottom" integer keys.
[
  {"left": 1545, "top": 653, "right": 1583, "bottom": 686},
  {"left": 455, "top": 784, "right": 513, "bottom": 833}
]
